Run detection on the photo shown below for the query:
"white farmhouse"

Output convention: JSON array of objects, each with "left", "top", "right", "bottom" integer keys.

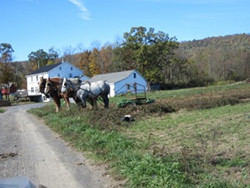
[
  {"left": 89, "top": 70, "right": 148, "bottom": 97},
  {"left": 26, "top": 62, "right": 88, "bottom": 101}
]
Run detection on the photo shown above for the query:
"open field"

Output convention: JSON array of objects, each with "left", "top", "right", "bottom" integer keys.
[{"left": 29, "top": 82, "right": 250, "bottom": 187}]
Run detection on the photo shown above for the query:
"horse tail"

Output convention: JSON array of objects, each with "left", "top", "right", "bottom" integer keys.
[{"left": 103, "top": 82, "right": 110, "bottom": 95}]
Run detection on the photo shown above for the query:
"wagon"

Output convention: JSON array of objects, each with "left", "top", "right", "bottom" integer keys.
[
  {"left": 117, "top": 83, "right": 155, "bottom": 108},
  {"left": 118, "top": 97, "right": 155, "bottom": 108},
  {"left": 13, "top": 89, "right": 30, "bottom": 101}
]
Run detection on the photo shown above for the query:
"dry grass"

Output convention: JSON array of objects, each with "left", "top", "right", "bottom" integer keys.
[
  {"left": 74, "top": 83, "right": 250, "bottom": 186},
  {"left": 124, "top": 102, "right": 250, "bottom": 186},
  {"left": 158, "top": 87, "right": 250, "bottom": 110},
  {"left": 30, "top": 82, "right": 250, "bottom": 187}
]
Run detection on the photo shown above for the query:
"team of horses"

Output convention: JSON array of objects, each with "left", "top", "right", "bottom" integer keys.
[
  {"left": 0, "top": 83, "right": 17, "bottom": 100},
  {"left": 39, "top": 77, "right": 110, "bottom": 112}
]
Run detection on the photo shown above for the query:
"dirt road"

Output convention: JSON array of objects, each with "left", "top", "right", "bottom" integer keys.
[{"left": 0, "top": 103, "right": 114, "bottom": 188}]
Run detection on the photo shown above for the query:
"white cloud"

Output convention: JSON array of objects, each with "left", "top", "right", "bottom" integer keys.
[{"left": 68, "top": 0, "right": 90, "bottom": 21}]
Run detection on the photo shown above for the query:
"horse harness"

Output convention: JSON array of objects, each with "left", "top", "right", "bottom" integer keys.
[
  {"left": 78, "top": 82, "right": 97, "bottom": 97},
  {"left": 62, "top": 80, "right": 80, "bottom": 93}
]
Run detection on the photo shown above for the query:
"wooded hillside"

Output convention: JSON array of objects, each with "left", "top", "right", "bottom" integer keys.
[
  {"left": 177, "top": 34, "right": 250, "bottom": 81},
  {"left": 1, "top": 31, "right": 249, "bottom": 89}
]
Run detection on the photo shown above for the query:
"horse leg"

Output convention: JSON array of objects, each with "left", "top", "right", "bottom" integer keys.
[
  {"left": 101, "top": 94, "right": 109, "bottom": 108},
  {"left": 73, "top": 97, "right": 81, "bottom": 110},
  {"left": 87, "top": 98, "right": 95, "bottom": 109},
  {"left": 93, "top": 99, "right": 98, "bottom": 109},
  {"left": 92, "top": 98, "right": 98, "bottom": 109},
  {"left": 80, "top": 96, "right": 87, "bottom": 108},
  {"left": 76, "top": 91, "right": 86, "bottom": 108},
  {"left": 64, "top": 96, "right": 70, "bottom": 110},
  {"left": 54, "top": 97, "right": 61, "bottom": 112}
]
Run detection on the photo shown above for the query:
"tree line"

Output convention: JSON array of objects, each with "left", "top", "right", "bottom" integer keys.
[
  {"left": 1, "top": 27, "right": 249, "bottom": 89},
  {"left": 177, "top": 34, "right": 250, "bottom": 82}
]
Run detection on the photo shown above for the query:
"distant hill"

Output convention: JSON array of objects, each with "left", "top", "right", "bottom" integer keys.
[{"left": 176, "top": 34, "right": 250, "bottom": 81}]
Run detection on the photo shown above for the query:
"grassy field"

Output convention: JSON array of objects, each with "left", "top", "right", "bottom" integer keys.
[{"left": 29, "top": 82, "right": 250, "bottom": 187}]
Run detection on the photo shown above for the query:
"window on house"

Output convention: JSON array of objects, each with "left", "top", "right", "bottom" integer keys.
[
  {"left": 69, "top": 73, "right": 72, "bottom": 78},
  {"left": 36, "top": 76, "right": 38, "bottom": 81},
  {"left": 127, "top": 84, "right": 130, "bottom": 90},
  {"left": 31, "top": 87, "right": 34, "bottom": 92},
  {"left": 31, "top": 76, "right": 33, "bottom": 81},
  {"left": 58, "top": 74, "right": 60, "bottom": 77},
  {"left": 59, "top": 67, "right": 62, "bottom": 70},
  {"left": 71, "top": 67, "right": 73, "bottom": 71},
  {"left": 134, "top": 73, "right": 136, "bottom": 78}
]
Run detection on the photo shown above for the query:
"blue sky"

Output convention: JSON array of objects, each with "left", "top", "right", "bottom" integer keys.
[{"left": 1, "top": 0, "right": 249, "bottom": 61}]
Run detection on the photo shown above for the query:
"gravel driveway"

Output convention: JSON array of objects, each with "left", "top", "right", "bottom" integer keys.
[{"left": 0, "top": 103, "right": 114, "bottom": 188}]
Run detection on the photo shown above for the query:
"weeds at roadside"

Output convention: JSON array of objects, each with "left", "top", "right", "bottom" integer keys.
[
  {"left": 30, "top": 104, "right": 190, "bottom": 187},
  {"left": 29, "top": 82, "right": 250, "bottom": 187}
]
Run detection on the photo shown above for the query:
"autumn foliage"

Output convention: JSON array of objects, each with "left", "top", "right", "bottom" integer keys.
[{"left": 1, "top": 27, "right": 250, "bottom": 89}]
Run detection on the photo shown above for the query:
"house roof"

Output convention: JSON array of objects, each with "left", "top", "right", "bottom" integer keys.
[
  {"left": 89, "top": 70, "right": 136, "bottom": 83},
  {"left": 27, "top": 63, "right": 62, "bottom": 75}
]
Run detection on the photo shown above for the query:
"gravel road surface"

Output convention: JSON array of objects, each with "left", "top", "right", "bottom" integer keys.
[{"left": 0, "top": 103, "right": 115, "bottom": 188}]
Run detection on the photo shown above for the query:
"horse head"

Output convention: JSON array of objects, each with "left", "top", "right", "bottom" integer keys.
[
  {"left": 44, "top": 78, "right": 53, "bottom": 97},
  {"left": 38, "top": 77, "right": 47, "bottom": 94}
]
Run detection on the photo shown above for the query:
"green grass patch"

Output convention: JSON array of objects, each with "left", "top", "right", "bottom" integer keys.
[
  {"left": 29, "top": 105, "right": 189, "bottom": 187},
  {"left": 215, "top": 157, "right": 248, "bottom": 168},
  {"left": 0, "top": 108, "right": 5, "bottom": 113},
  {"left": 129, "top": 103, "right": 250, "bottom": 187},
  {"left": 29, "top": 82, "right": 250, "bottom": 187}
]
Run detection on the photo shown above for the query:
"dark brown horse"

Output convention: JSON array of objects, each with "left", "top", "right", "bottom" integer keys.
[
  {"left": 39, "top": 77, "right": 48, "bottom": 97},
  {"left": 40, "top": 77, "right": 75, "bottom": 112}
]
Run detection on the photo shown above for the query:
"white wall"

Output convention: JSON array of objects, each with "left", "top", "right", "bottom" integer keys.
[
  {"left": 113, "top": 70, "right": 147, "bottom": 97},
  {"left": 109, "top": 83, "right": 115, "bottom": 97},
  {"left": 26, "top": 73, "right": 48, "bottom": 96}
]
